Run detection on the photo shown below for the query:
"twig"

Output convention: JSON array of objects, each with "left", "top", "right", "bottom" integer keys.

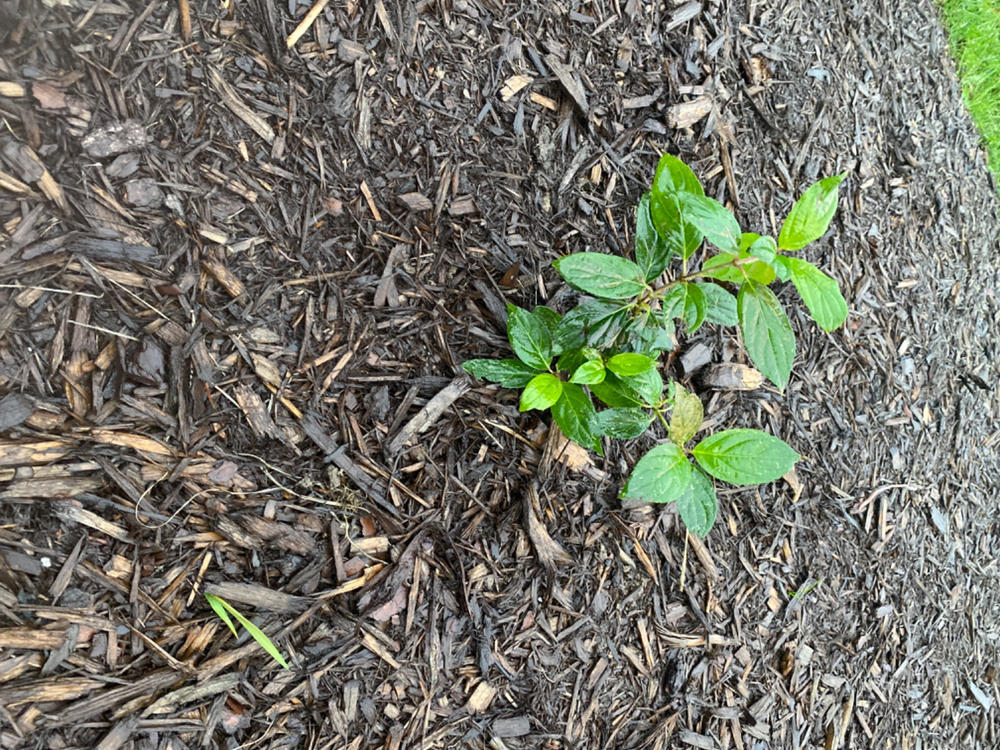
[
  {"left": 285, "top": 0, "right": 329, "bottom": 49},
  {"left": 178, "top": 0, "right": 191, "bottom": 40}
]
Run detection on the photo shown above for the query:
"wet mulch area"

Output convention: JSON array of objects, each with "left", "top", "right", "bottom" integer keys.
[{"left": 1, "top": 0, "right": 999, "bottom": 747}]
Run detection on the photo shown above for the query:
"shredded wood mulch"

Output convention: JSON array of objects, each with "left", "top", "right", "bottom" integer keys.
[{"left": 1, "top": 0, "right": 999, "bottom": 747}]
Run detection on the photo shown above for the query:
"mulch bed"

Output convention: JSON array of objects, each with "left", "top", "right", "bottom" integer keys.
[{"left": 1, "top": 0, "right": 999, "bottom": 747}]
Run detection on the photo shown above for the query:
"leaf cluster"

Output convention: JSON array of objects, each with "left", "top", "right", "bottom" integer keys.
[{"left": 464, "top": 154, "right": 848, "bottom": 537}]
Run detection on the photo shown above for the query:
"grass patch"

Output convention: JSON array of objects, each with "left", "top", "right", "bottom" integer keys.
[{"left": 940, "top": 0, "right": 1000, "bottom": 176}]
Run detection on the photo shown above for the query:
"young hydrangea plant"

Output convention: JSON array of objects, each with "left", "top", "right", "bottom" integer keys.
[{"left": 464, "top": 154, "right": 848, "bottom": 537}]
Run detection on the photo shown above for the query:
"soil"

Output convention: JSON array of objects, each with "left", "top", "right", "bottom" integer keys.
[{"left": 0, "top": 0, "right": 999, "bottom": 747}]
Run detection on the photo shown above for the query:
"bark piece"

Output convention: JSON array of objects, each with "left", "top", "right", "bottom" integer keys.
[
  {"left": 698, "top": 363, "right": 764, "bottom": 391},
  {"left": 0, "top": 393, "right": 33, "bottom": 431},
  {"left": 123, "top": 177, "right": 163, "bottom": 208},
  {"left": 667, "top": 96, "right": 713, "bottom": 129},
  {"left": 233, "top": 384, "right": 280, "bottom": 439},
  {"left": 544, "top": 55, "right": 588, "bottom": 113},
  {"left": 387, "top": 377, "right": 469, "bottom": 454},
  {"left": 81, "top": 121, "right": 149, "bottom": 158},
  {"left": 209, "top": 67, "right": 275, "bottom": 144},
  {"left": 337, "top": 39, "right": 367, "bottom": 62},
  {"left": 680, "top": 342, "right": 713, "bottom": 375},
  {"left": 203, "top": 582, "right": 308, "bottom": 613},
  {"left": 523, "top": 484, "right": 573, "bottom": 568},
  {"left": 397, "top": 191, "right": 432, "bottom": 211}
]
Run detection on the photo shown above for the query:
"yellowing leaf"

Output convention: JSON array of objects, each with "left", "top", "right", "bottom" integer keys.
[{"left": 668, "top": 385, "right": 703, "bottom": 446}]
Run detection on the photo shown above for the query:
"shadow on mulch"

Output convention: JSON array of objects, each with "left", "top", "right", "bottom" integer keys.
[{"left": 0, "top": 0, "right": 998, "bottom": 747}]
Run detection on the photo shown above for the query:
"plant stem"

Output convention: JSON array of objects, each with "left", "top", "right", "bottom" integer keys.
[
  {"left": 649, "top": 255, "right": 757, "bottom": 298},
  {"left": 654, "top": 408, "right": 671, "bottom": 432}
]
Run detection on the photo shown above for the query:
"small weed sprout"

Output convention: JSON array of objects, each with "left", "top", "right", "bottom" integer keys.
[{"left": 205, "top": 592, "right": 290, "bottom": 670}]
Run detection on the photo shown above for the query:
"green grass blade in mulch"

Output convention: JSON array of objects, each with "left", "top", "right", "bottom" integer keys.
[{"left": 941, "top": 0, "right": 1000, "bottom": 177}]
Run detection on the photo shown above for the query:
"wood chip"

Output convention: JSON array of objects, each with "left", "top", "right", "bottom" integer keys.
[
  {"left": 387, "top": 377, "right": 469, "bottom": 454},
  {"left": 53, "top": 502, "right": 132, "bottom": 543},
  {"left": 544, "top": 55, "right": 588, "bottom": 113},
  {"left": 209, "top": 68, "right": 275, "bottom": 144},
  {"left": 0, "top": 476, "right": 102, "bottom": 500},
  {"left": 698, "top": 363, "right": 764, "bottom": 391},
  {"left": 0, "top": 393, "right": 33, "bottom": 431},
  {"left": 0, "top": 82, "right": 25, "bottom": 97},
  {"left": 202, "top": 258, "right": 246, "bottom": 298},
  {"left": 337, "top": 39, "right": 367, "bottom": 62},
  {"left": 1, "top": 140, "right": 67, "bottom": 211},
  {"left": 679, "top": 730, "right": 716, "bottom": 749},
  {"left": 203, "top": 582, "right": 308, "bottom": 613},
  {"left": 448, "top": 195, "right": 478, "bottom": 216},
  {"left": 499, "top": 74, "right": 533, "bottom": 101},
  {"left": 360, "top": 630, "right": 400, "bottom": 669},
  {"left": 665, "top": 0, "right": 702, "bottom": 31},
  {"left": 397, "top": 192, "right": 433, "bottom": 211},
  {"left": 529, "top": 91, "right": 558, "bottom": 110},
  {"left": 233, "top": 384, "right": 281, "bottom": 439},
  {"left": 523, "top": 483, "right": 573, "bottom": 568},
  {"left": 0, "top": 626, "right": 84, "bottom": 651},
  {"left": 667, "top": 96, "right": 713, "bottom": 130},
  {"left": 143, "top": 675, "right": 240, "bottom": 716},
  {"left": 492, "top": 716, "right": 531, "bottom": 737},
  {"left": 80, "top": 120, "right": 149, "bottom": 158},
  {"left": 285, "top": 0, "right": 330, "bottom": 49},
  {"left": 466, "top": 682, "right": 497, "bottom": 714},
  {"left": 0, "top": 440, "right": 72, "bottom": 466},
  {"left": 687, "top": 532, "right": 719, "bottom": 582},
  {"left": 359, "top": 180, "right": 382, "bottom": 221},
  {"left": 90, "top": 429, "right": 173, "bottom": 457}
]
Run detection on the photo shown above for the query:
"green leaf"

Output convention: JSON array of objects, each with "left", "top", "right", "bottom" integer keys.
[
  {"left": 661, "top": 283, "right": 706, "bottom": 333},
  {"left": 622, "top": 367, "right": 663, "bottom": 407},
  {"left": 551, "top": 383, "right": 601, "bottom": 454},
  {"left": 553, "top": 300, "right": 628, "bottom": 352},
  {"left": 676, "top": 468, "right": 717, "bottom": 537},
  {"left": 737, "top": 234, "right": 776, "bottom": 284},
  {"left": 651, "top": 153, "right": 705, "bottom": 198},
  {"left": 570, "top": 359, "right": 606, "bottom": 384},
  {"left": 647, "top": 156, "right": 706, "bottom": 263},
  {"left": 668, "top": 384, "right": 703, "bottom": 446},
  {"left": 590, "top": 407, "right": 653, "bottom": 439},
  {"left": 679, "top": 193, "right": 741, "bottom": 254},
  {"left": 532, "top": 306, "right": 562, "bottom": 338},
  {"left": 682, "top": 283, "right": 706, "bottom": 333},
  {"left": 205, "top": 593, "right": 290, "bottom": 670},
  {"left": 692, "top": 428, "right": 800, "bottom": 485},
  {"left": 463, "top": 358, "right": 541, "bottom": 388},
  {"left": 630, "top": 314, "right": 675, "bottom": 354},
  {"left": 774, "top": 256, "right": 848, "bottom": 331},
  {"left": 635, "top": 192, "right": 674, "bottom": 281},
  {"left": 590, "top": 373, "right": 644, "bottom": 408},
  {"left": 556, "top": 348, "right": 586, "bottom": 376},
  {"left": 738, "top": 282, "right": 795, "bottom": 390},
  {"left": 554, "top": 253, "right": 647, "bottom": 299},
  {"left": 606, "top": 352, "right": 656, "bottom": 376},
  {"left": 621, "top": 443, "right": 692, "bottom": 504},
  {"left": 649, "top": 192, "right": 704, "bottom": 260},
  {"left": 506, "top": 303, "right": 552, "bottom": 371},
  {"left": 206, "top": 592, "right": 238, "bottom": 637},
  {"left": 700, "top": 252, "right": 742, "bottom": 283},
  {"left": 743, "top": 259, "right": 776, "bottom": 285},
  {"left": 696, "top": 282, "right": 737, "bottom": 326},
  {"left": 778, "top": 173, "right": 847, "bottom": 251},
  {"left": 519, "top": 373, "right": 563, "bottom": 411},
  {"left": 700, "top": 250, "right": 773, "bottom": 285},
  {"left": 746, "top": 235, "right": 778, "bottom": 266}
]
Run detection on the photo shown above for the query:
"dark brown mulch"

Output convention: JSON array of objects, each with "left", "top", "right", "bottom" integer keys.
[{"left": 1, "top": 0, "right": 998, "bottom": 747}]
